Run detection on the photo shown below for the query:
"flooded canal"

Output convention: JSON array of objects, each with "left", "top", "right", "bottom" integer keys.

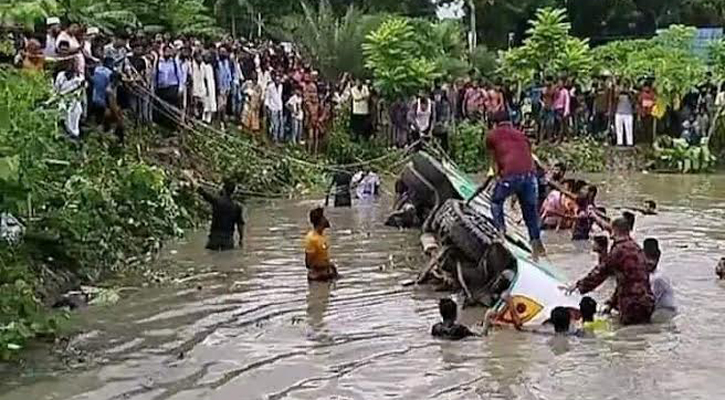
[{"left": 2, "top": 173, "right": 725, "bottom": 400}]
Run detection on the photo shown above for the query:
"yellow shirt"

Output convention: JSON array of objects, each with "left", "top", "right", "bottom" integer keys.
[
  {"left": 304, "top": 230, "right": 330, "bottom": 269},
  {"left": 582, "top": 319, "right": 610, "bottom": 333}
]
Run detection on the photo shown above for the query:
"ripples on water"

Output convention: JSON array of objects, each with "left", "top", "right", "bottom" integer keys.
[{"left": 2, "top": 174, "right": 725, "bottom": 400}]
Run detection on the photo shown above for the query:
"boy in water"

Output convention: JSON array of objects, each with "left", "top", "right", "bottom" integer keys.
[
  {"left": 305, "top": 207, "right": 339, "bottom": 281},
  {"left": 624, "top": 200, "right": 657, "bottom": 216},
  {"left": 572, "top": 185, "right": 599, "bottom": 241},
  {"left": 432, "top": 298, "right": 476, "bottom": 340},
  {"left": 623, "top": 211, "right": 636, "bottom": 232},
  {"left": 644, "top": 238, "right": 677, "bottom": 316},
  {"left": 592, "top": 235, "right": 609, "bottom": 265},
  {"left": 549, "top": 307, "right": 573, "bottom": 335},
  {"left": 580, "top": 296, "right": 610, "bottom": 333},
  {"left": 717, "top": 257, "right": 725, "bottom": 279}
]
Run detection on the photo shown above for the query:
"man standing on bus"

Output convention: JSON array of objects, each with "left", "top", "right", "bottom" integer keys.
[{"left": 484, "top": 110, "right": 546, "bottom": 259}]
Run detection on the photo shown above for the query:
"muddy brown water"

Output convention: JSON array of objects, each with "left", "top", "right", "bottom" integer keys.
[{"left": 2, "top": 173, "right": 725, "bottom": 400}]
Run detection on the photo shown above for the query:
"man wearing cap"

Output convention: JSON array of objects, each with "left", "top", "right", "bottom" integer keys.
[{"left": 44, "top": 17, "right": 62, "bottom": 57}]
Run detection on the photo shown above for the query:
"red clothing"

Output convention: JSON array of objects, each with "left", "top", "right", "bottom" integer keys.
[
  {"left": 638, "top": 89, "right": 656, "bottom": 117},
  {"left": 542, "top": 86, "right": 556, "bottom": 110},
  {"left": 485, "top": 123, "right": 535, "bottom": 177},
  {"left": 576, "top": 237, "right": 654, "bottom": 325}
]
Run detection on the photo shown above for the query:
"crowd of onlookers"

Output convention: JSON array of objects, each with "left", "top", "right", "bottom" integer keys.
[
  {"left": 6, "top": 17, "right": 723, "bottom": 152},
  {"left": 8, "top": 17, "right": 357, "bottom": 152}
]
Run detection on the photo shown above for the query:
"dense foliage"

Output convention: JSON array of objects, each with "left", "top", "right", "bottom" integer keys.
[
  {"left": 363, "top": 18, "right": 441, "bottom": 100},
  {"left": 449, "top": 121, "right": 488, "bottom": 173},
  {"left": 362, "top": 17, "right": 469, "bottom": 100},
  {"left": 535, "top": 137, "right": 607, "bottom": 173},
  {"left": 652, "top": 136, "right": 717, "bottom": 173},
  {"left": 271, "top": 1, "right": 384, "bottom": 81},
  {"left": 1, "top": 0, "right": 219, "bottom": 35},
  {"left": 0, "top": 68, "right": 198, "bottom": 358},
  {"left": 498, "top": 8, "right": 593, "bottom": 86},
  {"left": 593, "top": 25, "right": 706, "bottom": 111}
]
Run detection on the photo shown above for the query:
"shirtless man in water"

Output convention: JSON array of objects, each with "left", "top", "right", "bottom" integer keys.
[{"left": 187, "top": 174, "right": 244, "bottom": 251}]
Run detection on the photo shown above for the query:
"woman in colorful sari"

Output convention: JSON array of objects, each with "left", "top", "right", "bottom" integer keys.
[{"left": 241, "top": 74, "right": 262, "bottom": 133}]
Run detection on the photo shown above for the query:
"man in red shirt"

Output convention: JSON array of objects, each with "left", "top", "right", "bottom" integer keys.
[{"left": 485, "top": 111, "right": 545, "bottom": 258}]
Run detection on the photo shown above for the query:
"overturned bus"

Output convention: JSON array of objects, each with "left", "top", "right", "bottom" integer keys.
[{"left": 388, "top": 152, "right": 581, "bottom": 327}]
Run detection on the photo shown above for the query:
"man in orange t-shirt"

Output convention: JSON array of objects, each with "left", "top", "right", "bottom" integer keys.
[{"left": 305, "top": 207, "right": 338, "bottom": 281}]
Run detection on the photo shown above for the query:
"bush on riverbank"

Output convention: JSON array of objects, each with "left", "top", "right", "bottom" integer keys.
[
  {"left": 449, "top": 121, "right": 489, "bottom": 173},
  {"left": 535, "top": 137, "right": 607, "bottom": 172},
  {"left": 0, "top": 69, "right": 406, "bottom": 358},
  {"left": 0, "top": 68, "right": 201, "bottom": 357}
]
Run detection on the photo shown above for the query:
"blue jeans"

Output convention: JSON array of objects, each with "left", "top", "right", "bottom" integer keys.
[
  {"left": 290, "top": 118, "right": 303, "bottom": 144},
  {"left": 231, "top": 82, "right": 243, "bottom": 115},
  {"left": 491, "top": 172, "right": 541, "bottom": 241},
  {"left": 267, "top": 109, "right": 283, "bottom": 142}
]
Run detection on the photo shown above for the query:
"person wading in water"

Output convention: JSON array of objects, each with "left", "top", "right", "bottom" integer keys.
[
  {"left": 471, "top": 110, "right": 546, "bottom": 259},
  {"left": 187, "top": 174, "right": 245, "bottom": 251},
  {"left": 325, "top": 169, "right": 353, "bottom": 208},
  {"left": 567, "top": 217, "right": 655, "bottom": 325},
  {"left": 305, "top": 207, "right": 338, "bottom": 281}
]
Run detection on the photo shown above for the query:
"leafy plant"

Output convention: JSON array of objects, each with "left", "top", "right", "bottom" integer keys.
[
  {"left": 471, "top": 45, "right": 497, "bottom": 78},
  {"left": 535, "top": 137, "right": 606, "bottom": 173},
  {"left": 449, "top": 121, "right": 488, "bottom": 173},
  {"left": 271, "top": 0, "right": 384, "bottom": 80},
  {"left": 593, "top": 25, "right": 706, "bottom": 112},
  {"left": 0, "top": 0, "right": 217, "bottom": 34},
  {"left": 708, "top": 38, "right": 725, "bottom": 83},
  {"left": 0, "top": 0, "right": 57, "bottom": 29},
  {"left": 363, "top": 17, "right": 441, "bottom": 100},
  {"left": 652, "top": 135, "right": 717, "bottom": 173},
  {"left": 497, "top": 7, "right": 593, "bottom": 86}
]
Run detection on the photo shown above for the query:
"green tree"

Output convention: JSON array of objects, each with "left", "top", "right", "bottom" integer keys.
[
  {"left": 271, "top": 0, "right": 384, "bottom": 80},
  {"left": 593, "top": 25, "right": 706, "bottom": 111},
  {"left": 1, "top": 0, "right": 217, "bottom": 34},
  {"left": 411, "top": 18, "right": 468, "bottom": 80},
  {"left": 498, "top": 7, "right": 593, "bottom": 85},
  {"left": 328, "top": 0, "right": 436, "bottom": 16},
  {"left": 363, "top": 17, "right": 440, "bottom": 99}
]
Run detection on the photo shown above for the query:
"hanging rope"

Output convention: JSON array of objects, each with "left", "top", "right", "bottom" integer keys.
[{"left": 124, "top": 79, "right": 417, "bottom": 175}]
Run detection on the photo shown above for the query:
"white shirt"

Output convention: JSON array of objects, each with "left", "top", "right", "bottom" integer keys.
[
  {"left": 54, "top": 71, "right": 84, "bottom": 96},
  {"left": 351, "top": 85, "right": 370, "bottom": 115},
  {"left": 265, "top": 82, "right": 283, "bottom": 111},
  {"left": 287, "top": 94, "right": 303, "bottom": 120},
  {"left": 43, "top": 33, "right": 57, "bottom": 57},
  {"left": 414, "top": 99, "right": 433, "bottom": 132},
  {"left": 56, "top": 31, "right": 80, "bottom": 52},
  {"left": 191, "top": 61, "right": 206, "bottom": 98},
  {"left": 355, "top": 172, "right": 380, "bottom": 201},
  {"left": 716, "top": 91, "right": 725, "bottom": 107},
  {"left": 651, "top": 272, "right": 676, "bottom": 311}
]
